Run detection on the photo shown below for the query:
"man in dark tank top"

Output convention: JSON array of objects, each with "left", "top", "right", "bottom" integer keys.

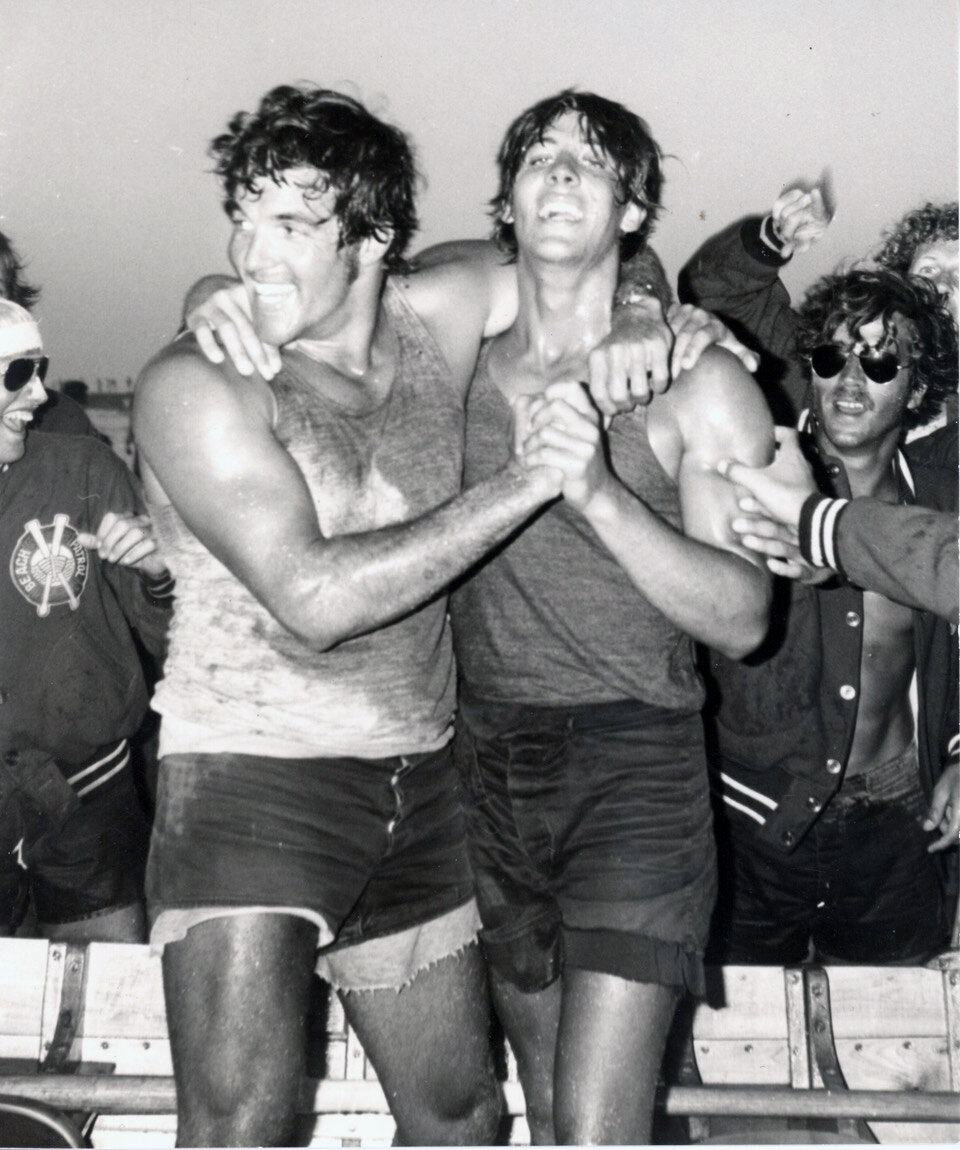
[{"left": 449, "top": 90, "right": 774, "bottom": 1145}]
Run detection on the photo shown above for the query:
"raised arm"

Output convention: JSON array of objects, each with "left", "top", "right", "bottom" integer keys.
[
  {"left": 133, "top": 343, "right": 558, "bottom": 651},
  {"left": 523, "top": 349, "right": 774, "bottom": 659},
  {"left": 679, "top": 187, "right": 831, "bottom": 422}
]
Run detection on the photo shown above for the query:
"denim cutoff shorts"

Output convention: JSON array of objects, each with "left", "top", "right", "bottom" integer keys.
[
  {"left": 455, "top": 696, "right": 717, "bottom": 995},
  {"left": 147, "top": 743, "right": 478, "bottom": 987}
]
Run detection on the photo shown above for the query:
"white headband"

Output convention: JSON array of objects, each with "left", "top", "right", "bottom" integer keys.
[{"left": 0, "top": 321, "right": 43, "bottom": 359}]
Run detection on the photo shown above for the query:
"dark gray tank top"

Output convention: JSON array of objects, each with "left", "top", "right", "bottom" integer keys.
[{"left": 452, "top": 342, "right": 705, "bottom": 710}]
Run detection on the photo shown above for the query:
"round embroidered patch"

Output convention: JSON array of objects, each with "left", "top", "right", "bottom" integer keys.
[{"left": 10, "top": 514, "right": 88, "bottom": 616}]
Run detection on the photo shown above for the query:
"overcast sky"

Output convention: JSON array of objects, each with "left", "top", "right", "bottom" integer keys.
[{"left": 1, "top": 0, "right": 956, "bottom": 388}]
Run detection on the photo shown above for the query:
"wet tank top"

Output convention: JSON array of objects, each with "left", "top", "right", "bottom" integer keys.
[
  {"left": 451, "top": 342, "right": 704, "bottom": 710},
  {"left": 152, "top": 282, "right": 463, "bottom": 759}
]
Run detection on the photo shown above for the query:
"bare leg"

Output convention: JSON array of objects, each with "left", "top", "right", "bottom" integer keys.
[
  {"left": 554, "top": 968, "right": 677, "bottom": 1145},
  {"left": 40, "top": 901, "right": 145, "bottom": 943},
  {"left": 162, "top": 913, "right": 318, "bottom": 1147},
  {"left": 488, "top": 966, "right": 561, "bottom": 1144},
  {"left": 340, "top": 944, "right": 501, "bottom": 1146}
]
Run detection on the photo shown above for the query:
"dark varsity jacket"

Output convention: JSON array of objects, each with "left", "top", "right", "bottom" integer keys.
[
  {"left": 0, "top": 432, "right": 173, "bottom": 801},
  {"left": 682, "top": 212, "right": 959, "bottom": 853}
]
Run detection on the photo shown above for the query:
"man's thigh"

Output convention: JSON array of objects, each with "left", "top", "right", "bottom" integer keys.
[
  {"left": 162, "top": 913, "right": 319, "bottom": 1144},
  {"left": 340, "top": 944, "right": 500, "bottom": 1144}
]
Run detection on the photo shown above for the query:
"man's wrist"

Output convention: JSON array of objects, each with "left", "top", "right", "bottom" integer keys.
[
  {"left": 798, "top": 493, "right": 849, "bottom": 570},
  {"left": 741, "top": 216, "right": 791, "bottom": 267}
]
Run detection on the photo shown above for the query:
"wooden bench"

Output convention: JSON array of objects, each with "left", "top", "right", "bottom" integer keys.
[{"left": 0, "top": 939, "right": 957, "bottom": 1146}]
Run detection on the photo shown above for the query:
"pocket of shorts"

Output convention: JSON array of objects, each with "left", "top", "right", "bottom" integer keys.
[{"left": 453, "top": 728, "right": 490, "bottom": 807}]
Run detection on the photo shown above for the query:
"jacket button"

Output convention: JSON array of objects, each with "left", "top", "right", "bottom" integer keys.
[
  {"left": 781, "top": 830, "right": 796, "bottom": 846},
  {"left": 826, "top": 463, "right": 842, "bottom": 478},
  {"left": 3, "top": 750, "right": 19, "bottom": 766},
  {"left": 826, "top": 758, "right": 842, "bottom": 774},
  {"left": 839, "top": 684, "right": 857, "bottom": 700},
  {"left": 845, "top": 611, "right": 861, "bottom": 628},
  {"left": 807, "top": 796, "right": 823, "bottom": 811}
]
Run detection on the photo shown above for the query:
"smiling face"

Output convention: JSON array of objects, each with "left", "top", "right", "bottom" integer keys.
[
  {"left": 909, "top": 238, "right": 959, "bottom": 323},
  {"left": 811, "top": 315, "right": 921, "bottom": 456},
  {"left": 227, "top": 167, "right": 363, "bottom": 347},
  {"left": 506, "top": 112, "right": 643, "bottom": 266},
  {"left": 0, "top": 318, "right": 47, "bottom": 466}
]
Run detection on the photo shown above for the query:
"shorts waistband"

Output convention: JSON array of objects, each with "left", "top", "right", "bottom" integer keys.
[
  {"left": 837, "top": 740, "right": 919, "bottom": 801},
  {"left": 459, "top": 696, "right": 696, "bottom": 737}
]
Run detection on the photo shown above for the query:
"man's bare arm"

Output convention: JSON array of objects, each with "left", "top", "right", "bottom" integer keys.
[
  {"left": 180, "top": 240, "right": 752, "bottom": 410},
  {"left": 524, "top": 350, "right": 774, "bottom": 659},
  {"left": 134, "top": 344, "right": 558, "bottom": 651}
]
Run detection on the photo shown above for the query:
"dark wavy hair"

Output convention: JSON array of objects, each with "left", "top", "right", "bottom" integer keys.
[
  {"left": 877, "top": 202, "right": 958, "bottom": 274},
  {"left": 489, "top": 89, "right": 662, "bottom": 262},
  {"left": 0, "top": 231, "right": 40, "bottom": 311},
  {"left": 796, "top": 268, "right": 958, "bottom": 432},
  {"left": 210, "top": 84, "right": 419, "bottom": 271}
]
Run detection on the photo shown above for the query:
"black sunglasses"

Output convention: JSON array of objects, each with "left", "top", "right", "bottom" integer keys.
[
  {"left": 808, "top": 344, "right": 904, "bottom": 385},
  {"left": 2, "top": 356, "right": 49, "bottom": 393}
]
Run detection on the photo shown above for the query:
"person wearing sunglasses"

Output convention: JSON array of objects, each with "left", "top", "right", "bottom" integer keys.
[
  {"left": 0, "top": 298, "right": 174, "bottom": 946},
  {"left": 702, "top": 266, "right": 958, "bottom": 967}
]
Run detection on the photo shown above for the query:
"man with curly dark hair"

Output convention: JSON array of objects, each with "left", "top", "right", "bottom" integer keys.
[
  {"left": 877, "top": 201, "right": 959, "bottom": 322},
  {"left": 704, "top": 266, "right": 958, "bottom": 967}
]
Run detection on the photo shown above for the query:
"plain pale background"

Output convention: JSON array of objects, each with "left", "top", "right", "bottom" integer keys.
[{"left": 0, "top": 0, "right": 956, "bottom": 387}]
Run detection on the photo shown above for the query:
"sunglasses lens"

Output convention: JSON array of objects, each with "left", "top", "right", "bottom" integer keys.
[
  {"left": 859, "top": 354, "right": 899, "bottom": 384},
  {"left": 810, "top": 346, "right": 845, "bottom": 378},
  {"left": 2, "top": 356, "right": 48, "bottom": 393}
]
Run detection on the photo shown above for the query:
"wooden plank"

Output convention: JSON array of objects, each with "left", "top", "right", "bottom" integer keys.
[
  {"left": 692, "top": 966, "right": 789, "bottom": 1039},
  {"left": 77, "top": 944, "right": 166, "bottom": 1040},
  {"left": 823, "top": 966, "right": 949, "bottom": 1038},
  {"left": 0, "top": 938, "right": 49, "bottom": 1060},
  {"left": 691, "top": 1038, "right": 789, "bottom": 1084}
]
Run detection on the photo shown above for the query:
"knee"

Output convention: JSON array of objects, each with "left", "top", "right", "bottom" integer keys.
[{"left": 396, "top": 1073, "right": 502, "bottom": 1146}]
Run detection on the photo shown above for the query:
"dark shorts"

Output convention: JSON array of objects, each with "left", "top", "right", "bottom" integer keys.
[
  {"left": 710, "top": 742, "right": 950, "bottom": 965},
  {"left": 456, "top": 698, "right": 717, "bottom": 995},
  {"left": 0, "top": 752, "right": 148, "bottom": 930},
  {"left": 147, "top": 744, "right": 476, "bottom": 959}
]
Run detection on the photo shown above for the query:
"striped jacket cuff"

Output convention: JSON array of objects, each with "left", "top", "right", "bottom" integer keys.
[{"left": 799, "top": 494, "right": 849, "bottom": 571}]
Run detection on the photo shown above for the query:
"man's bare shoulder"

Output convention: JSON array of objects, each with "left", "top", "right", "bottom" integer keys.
[
  {"left": 135, "top": 335, "right": 274, "bottom": 425},
  {"left": 664, "top": 346, "right": 775, "bottom": 467},
  {"left": 396, "top": 240, "right": 514, "bottom": 336}
]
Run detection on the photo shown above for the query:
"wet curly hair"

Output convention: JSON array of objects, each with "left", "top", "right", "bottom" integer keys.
[
  {"left": 210, "top": 84, "right": 419, "bottom": 271},
  {"left": 489, "top": 89, "right": 662, "bottom": 262},
  {"left": 796, "top": 268, "right": 958, "bottom": 432},
  {"left": 877, "top": 202, "right": 958, "bottom": 274}
]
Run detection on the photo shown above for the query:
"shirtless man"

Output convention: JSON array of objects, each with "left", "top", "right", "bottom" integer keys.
[
  {"left": 706, "top": 268, "right": 959, "bottom": 964},
  {"left": 448, "top": 90, "right": 773, "bottom": 1144}
]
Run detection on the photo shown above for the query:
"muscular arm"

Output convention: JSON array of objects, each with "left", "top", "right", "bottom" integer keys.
[
  {"left": 679, "top": 216, "right": 807, "bottom": 421},
  {"left": 801, "top": 495, "right": 960, "bottom": 623},
  {"left": 133, "top": 343, "right": 555, "bottom": 651},
  {"left": 579, "top": 349, "right": 774, "bottom": 658}
]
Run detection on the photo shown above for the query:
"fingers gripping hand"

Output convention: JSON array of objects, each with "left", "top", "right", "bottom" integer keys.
[
  {"left": 666, "top": 303, "right": 759, "bottom": 376},
  {"left": 588, "top": 311, "right": 671, "bottom": 415},
  {"left": 522, "top": 382, "right": 609, "bottom": 509},
  {"left": 770, "top": 186, "right": 832, "bottom": 258},
  {"left": 729, "top": 513, "right": 829, "bottom": 584},
  {"left": 77, "top": 511, "right": 168, "bottom": 579},
  {"left": 718, "top": 427, "right": 817, "bottom": 528},
  {"left": 187, "top": 284, "right": 281, "bottom": 379},
  {"left": 923, "top": 762, "right": 960, "bottom": 852}
]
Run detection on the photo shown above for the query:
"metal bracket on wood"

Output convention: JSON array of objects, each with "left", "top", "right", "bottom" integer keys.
[{"left": 804, "top": 965, "right": 878, "bottom": 1143}]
